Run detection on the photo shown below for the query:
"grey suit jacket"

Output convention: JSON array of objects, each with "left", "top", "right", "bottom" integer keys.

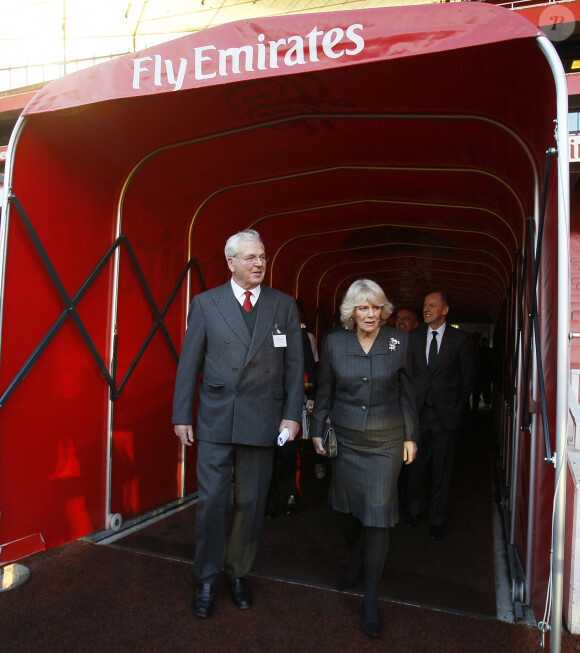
[
  {"left": 310, "top": 326, "right": 419, "bottom": 441},
  {"left": 410, "top": 323, "right": 473, "bottom": 432},
  {"left": 172, "top": 282, "right": 304, "bottom": 447}
]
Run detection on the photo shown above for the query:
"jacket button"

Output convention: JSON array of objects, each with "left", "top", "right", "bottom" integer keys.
[
  {"left": 361, "top": 405, "right": 367, "bottom": 411},
  {"left": 225, "top": 338, "right": 230, "bottom": 343},
  {"left": 362, "top": 377, "right": 368, "bottom": 382},
  {"left": 236, "top": 393, "right": 240, "bottom": 398},
  {"left": 232, "top": 367, "right": 238, "bottom": 372},
  {"left": 261, "top": 395, "right": 265, "bottom": 400}
]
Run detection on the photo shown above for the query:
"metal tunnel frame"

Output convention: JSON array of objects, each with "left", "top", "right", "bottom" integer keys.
[{"left": 536, "top": 34, "right": 570, "bottom": 653}]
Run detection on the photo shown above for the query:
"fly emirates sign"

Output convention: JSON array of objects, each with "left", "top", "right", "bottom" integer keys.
[{"left": 132, "top": 23, "right": 365, "bottom": 92}]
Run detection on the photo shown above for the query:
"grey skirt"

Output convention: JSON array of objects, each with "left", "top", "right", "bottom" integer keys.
[{"left": 329, "top": 425, "right": 404, "bottom": 528}]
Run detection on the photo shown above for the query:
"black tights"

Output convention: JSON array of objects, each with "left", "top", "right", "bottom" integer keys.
[{"left": 340, "top": 513, "right": 389, "bottom": 613}]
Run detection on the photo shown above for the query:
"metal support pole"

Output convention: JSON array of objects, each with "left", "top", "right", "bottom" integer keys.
[{"left": 537, "top": 35, "right": 570, "bottom": 653}]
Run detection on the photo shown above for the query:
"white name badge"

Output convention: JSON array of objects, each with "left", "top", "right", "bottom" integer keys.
[{"left": 273, "top": 333, "right": 287, "bottom": 347}]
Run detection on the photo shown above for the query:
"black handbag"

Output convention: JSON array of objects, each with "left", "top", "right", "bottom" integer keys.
[{"left": 322, "top": 423, "right": 338, "bottom": 458}]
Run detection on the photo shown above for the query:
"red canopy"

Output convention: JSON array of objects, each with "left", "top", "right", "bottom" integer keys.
[
  {"left": 24, "top": 5, "right": 539, "bottom": 115},
  {"left": 0, "top": 3, "right": 563, "bottom": 625}
]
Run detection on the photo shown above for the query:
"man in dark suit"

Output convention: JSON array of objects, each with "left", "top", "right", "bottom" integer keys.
[
  {"left": 407, "top": 292, "right": 473, "bottom": 539},
  {"left": 172, "top": 229, "right": 304, "bottom": 618}
]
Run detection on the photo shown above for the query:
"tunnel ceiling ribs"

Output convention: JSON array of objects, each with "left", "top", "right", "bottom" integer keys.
[{"left": 113, "top": 40, "right": 545, "bottom": 329}]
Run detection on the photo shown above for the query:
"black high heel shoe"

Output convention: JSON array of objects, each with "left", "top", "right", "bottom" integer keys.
[{"left": 362, "top": 599, "right": 382, "bottom": 637}]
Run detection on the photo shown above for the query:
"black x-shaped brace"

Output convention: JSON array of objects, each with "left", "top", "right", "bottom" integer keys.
[
  {"left": 0, "top": 192, "right": 205, "bottom": 407},
  {"left": 516, "top": 148, "right": 556, "bottom": 462}
]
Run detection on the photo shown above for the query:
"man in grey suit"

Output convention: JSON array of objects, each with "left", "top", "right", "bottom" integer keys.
[
  {"left": 173, "top": 229, "right": 304, "bottom": 618},
  {"left": 407, "top": 292, "right": 473, "bottom": 539}
]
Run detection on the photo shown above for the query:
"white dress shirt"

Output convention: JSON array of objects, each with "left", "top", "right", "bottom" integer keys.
[
  {"left": 231, "top": 278, "right": 261, "bottom": 308},
  {"left": 426, "top": 321, "right": 447, "bottom": 362}
]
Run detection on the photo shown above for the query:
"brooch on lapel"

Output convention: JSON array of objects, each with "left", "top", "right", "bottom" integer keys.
[{"left": 389, "top": 338, "right": 400, "bottom": 351}]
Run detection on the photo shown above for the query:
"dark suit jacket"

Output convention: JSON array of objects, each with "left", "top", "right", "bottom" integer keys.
[
  {"left": 310, "top": 326, "right": 418, "bottom": 441},
  {"left": 410, "top": 323, "right": 473, "bottom": 432},
  {"left": 172, "top": 282, "right": 304, "bottom": 446}
]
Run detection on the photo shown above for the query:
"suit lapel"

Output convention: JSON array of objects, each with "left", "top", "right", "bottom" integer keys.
[
  {"left": 246, "top": 286, "right": 278, "bottom": 365},
  {"left": 415, "top": 326, "right": 429, "bottom": 369},
  {"left": 367, "top": 329, "right": 390, "bottom": 356},
  {"left": 346, "top": 330, "right": 364, "bottom": 356},
  {"left": 213, "top": 282, "right": 251, "bottom": 348}
]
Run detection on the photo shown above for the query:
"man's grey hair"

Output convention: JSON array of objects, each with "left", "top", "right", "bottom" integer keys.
[{"left": 224, "top": 229, "right": 264, "bottom": 259}]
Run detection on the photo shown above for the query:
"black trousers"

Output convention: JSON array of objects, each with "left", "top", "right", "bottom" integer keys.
[
  {"left": 407, "top": 404, "right": 458, "bottom": 527},
  {"left": 194, "top": 441, "right": 274, "bottom": 582}
]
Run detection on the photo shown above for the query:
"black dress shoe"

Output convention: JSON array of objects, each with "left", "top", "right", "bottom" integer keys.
[
  {"left": 193, "top": 582, "right": 214, "bottom": 618},
  {"left": 429, "top": 524, "right": 445, "bottom": 540},
  {"left": 284, "top": 493, "right": 300, "bottom": 515},
  {"left": 231, "top": 577, "right": 253, "bottom": 609}
]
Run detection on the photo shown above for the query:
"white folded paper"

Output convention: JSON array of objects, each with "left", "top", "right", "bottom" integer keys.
[{"left": 277, "top": 427, "right": 290, "bottom": 446}]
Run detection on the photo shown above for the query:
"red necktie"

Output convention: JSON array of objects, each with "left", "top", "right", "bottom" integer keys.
[{"left": 243, "top": 291, "right": 253, "bottom": 312}]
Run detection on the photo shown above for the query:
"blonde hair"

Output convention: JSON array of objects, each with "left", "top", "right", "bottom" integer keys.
[{"left": 340, "top": 279, "right": 393, "bottom": 330}]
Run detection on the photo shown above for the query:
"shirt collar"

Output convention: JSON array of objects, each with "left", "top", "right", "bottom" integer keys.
[
  {"left": 231, "top": 278, "right": 261, "bottom": 301},
  {"left": 428, "top": 321, "right": 446, "bottom": 337}
]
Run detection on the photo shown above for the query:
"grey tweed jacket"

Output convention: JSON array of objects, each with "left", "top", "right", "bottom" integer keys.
[{"left": 310, "top": 326, "right": 419, "bottom": 441}]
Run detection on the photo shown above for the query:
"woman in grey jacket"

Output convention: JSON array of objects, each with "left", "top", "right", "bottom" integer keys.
[{"left": 311, "top": 279, "right": 418, "bottom": 638}]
